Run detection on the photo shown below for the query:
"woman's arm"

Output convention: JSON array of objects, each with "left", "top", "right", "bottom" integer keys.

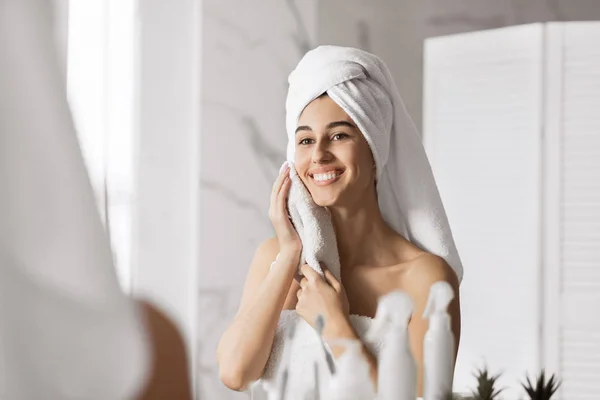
[
  {"left": 218, "top": 163, "right": 302, "bottom": 391},
  {"left": 216, "top": 238, "right": 300, "bottom": 391},
  {"left": 404, "top": 254, "right": 461, "bottom": 397}
]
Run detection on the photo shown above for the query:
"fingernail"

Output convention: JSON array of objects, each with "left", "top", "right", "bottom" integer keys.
[{"left": 279, "top": 161, "right": 288, "bottom": 173}]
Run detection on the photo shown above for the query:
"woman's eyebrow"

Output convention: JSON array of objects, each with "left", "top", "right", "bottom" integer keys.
[
  {"left": 295, "top": 125, "right": 312, "bottom": 135},
  {"left": 295, "top": 120, "right": 357, "bottom": 135},
  {"left": 325, "top": 121, "right": 357, "bottom": 130}
]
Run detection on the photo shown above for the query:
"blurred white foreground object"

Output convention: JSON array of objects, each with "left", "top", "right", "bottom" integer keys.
[
  {"left": 367, "top": 290, "right": 417, "bottom": 400},
  {"left": 325, "top": 339, "right": 376, "bottom": 400},
  {"left": 422, "top": 282, "right": 455, "bottom": 400},
  {"left": 0, "top": 0, "right": 150, "bottom": 398}
]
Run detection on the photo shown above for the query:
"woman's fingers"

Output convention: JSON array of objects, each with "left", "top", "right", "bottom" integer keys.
[
  {"left": 299, "top": 277, "right": 308, "bottom": 290},
  {"left": 300, "top": 264, "right": 321, "bottom": 283},
  {"left": 322, "top": 268, "right": 341, "bottom": 292},
  {"left": 300, "top": 264, "right": 340, "bottom": 288},
  {"left": 268, "top": 162, "right": 301, "bottom": 251},
  {"left": 270, "top": 163, "right": 289, "bottom": 215},
  {"left": 277, "top": 174, "right": 291, "bottom": 215}
]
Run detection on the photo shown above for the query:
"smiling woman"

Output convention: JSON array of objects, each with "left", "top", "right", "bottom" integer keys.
[{"left": 216, "top": 46, "right": 463, "bottom": 398}]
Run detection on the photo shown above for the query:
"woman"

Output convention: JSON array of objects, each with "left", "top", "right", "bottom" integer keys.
[{"left": 217, "top": 46, "right": 462, "bottom": 397}]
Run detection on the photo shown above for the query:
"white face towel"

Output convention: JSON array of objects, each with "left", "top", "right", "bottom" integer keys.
[
  {"left": 285, "top": 162, "right": 342, "bottom": 281},
  {"left": 285, "top": 45, "right": 463, "bottom": 283}
]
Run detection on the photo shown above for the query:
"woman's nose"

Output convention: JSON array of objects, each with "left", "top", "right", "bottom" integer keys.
[{"left": 311, "top": 140, "right": 333, "bottom": 163}]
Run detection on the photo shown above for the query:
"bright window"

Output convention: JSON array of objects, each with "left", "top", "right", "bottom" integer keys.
[{"left": 66, "top": 0, "right": 137, "bottom": 292}]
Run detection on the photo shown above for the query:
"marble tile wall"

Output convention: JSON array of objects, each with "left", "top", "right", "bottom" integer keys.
[{"left": 197, "top": 1, "right": 317, "bottom": 398}]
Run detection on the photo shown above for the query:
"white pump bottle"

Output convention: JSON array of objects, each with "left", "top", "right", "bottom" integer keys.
[
  {"left": 366, "top": 290, "right": 416, "bottom": 400},
  {"left": 324, "top": 338, "right": 376, "bottom": 400},
  {"left": 422, "top": 281, "right": 455, "bottom": 400}
]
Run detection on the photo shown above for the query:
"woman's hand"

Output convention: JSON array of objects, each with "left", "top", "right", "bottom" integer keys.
[
  {"left": 295, "top": 264, "right": 351, "bottom": 335},
  {"left": 269, "top": 162, "right": 301, "bottom": 254}
]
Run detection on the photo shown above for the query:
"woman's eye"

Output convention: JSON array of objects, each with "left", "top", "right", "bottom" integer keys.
[
  {"left": 332, "top": 133, "right": 349, "bottom": 140},
  {"left": 298, "top": 138, "right": 313, "bottom": 145}
]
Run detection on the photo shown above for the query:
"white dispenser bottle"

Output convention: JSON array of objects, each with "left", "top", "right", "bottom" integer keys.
[
  {"left": 422, "top": 281, "right": 456, "bottom": 400},
  {"left": 325, "top": 338, "right": 376, "bottom": 400},
  {"left": 264, "top": 321, "right": 297, "bottom": 400},
  {"left": 366, "top": 290, "right": 416, "bottom": 400}
]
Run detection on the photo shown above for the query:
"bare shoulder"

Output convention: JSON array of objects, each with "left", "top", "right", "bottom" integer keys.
[
  {"left": 398, "top": 253, "right": 461, "bottom": 343},
  {"left": 400, "top": 253, "right": 460, "bottom": 298}
]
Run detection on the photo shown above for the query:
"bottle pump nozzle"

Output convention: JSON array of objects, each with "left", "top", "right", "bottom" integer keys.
[
  {"left": 366, "top": 291, "right": 413, "bottom": 343},
  {"left": 423, "top": 281, "right": 454, "bottom": 331}
]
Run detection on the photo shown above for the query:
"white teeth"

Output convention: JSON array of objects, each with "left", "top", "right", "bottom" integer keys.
[{"left": 313, "top": 172, "right": 339, "bottom": 182}]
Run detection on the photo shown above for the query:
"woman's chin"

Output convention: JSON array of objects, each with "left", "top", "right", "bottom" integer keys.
[
  {"left": 314, "top": 200, "right": 334, "bottom": 207},
  {"left": 309, "top": 186, "right": 349, "bottom": 207},
  {"left": 312, "top": 194, "right": 341, "bottom": 208}
]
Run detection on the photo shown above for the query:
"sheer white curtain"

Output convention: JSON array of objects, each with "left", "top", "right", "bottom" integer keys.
[{"left": 66, "top": 0, "right": 137, "bottom": 292}]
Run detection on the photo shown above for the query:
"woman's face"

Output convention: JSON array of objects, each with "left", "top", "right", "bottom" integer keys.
[{"left": 294, "top": 95, "right": 376, "bottom": 207}]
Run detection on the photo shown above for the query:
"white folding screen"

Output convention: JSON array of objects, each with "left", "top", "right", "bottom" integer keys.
[
  {"left": 424, "top": 24, "right": 544, "bottom": 398},
  {"left": 424, "top": 22, "right": 600, "bottom": 399},
  {"left": 544, "top": 22, "right": 600, "bottom": 399}
]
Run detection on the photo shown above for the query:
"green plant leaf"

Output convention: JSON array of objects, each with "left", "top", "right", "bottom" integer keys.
[
  {"left": 470, "top": 367, "right": 504, "bottom": 400},
  {"left": 521, "top": 369, "right": 562, "bottom": 400}
]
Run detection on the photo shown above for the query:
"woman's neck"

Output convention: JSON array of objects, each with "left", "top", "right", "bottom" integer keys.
[{"left": 328, "top": 193, "right": 394, "bottom": 269}]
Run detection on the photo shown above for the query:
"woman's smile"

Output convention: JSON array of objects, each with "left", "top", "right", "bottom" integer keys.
[{"left": 309, "top": 168, "right": 345, "bottom": 186}]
